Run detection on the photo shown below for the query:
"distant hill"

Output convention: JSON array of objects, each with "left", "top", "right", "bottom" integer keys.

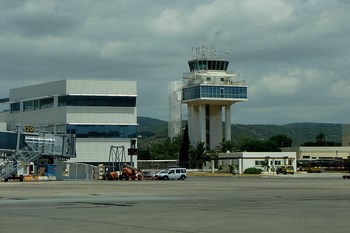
[
  {"left": 137, "top": 117, "right": 167, "bottom": 138},
  {"left": 232, "top": 123, "right": 342, "bottom": 146},
  {"left": 138, "top": 116, "right": 165, "bottom": 126},
  {"left": 137, "top": 117, "right": 342, "bottom": 146}
]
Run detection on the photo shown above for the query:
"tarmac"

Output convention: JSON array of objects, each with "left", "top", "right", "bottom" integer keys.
[{"left": 1, "top": 172, "right": 350, "bottom": 233}]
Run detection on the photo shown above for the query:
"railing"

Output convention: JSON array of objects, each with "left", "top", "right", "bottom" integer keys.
[
  {"left": 183, "top": 71, "right": 246, "bottom": 87},
  {"left": 0, "top": 127, "right": 76, "bottom": 180},
  {"left": 0, "top": 146, "right": 43, "bottom": 180}
]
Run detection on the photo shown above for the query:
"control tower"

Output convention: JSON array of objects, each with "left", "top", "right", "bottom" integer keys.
[{"left": 182, "top": 45, "right": 247, "bottom": 149}]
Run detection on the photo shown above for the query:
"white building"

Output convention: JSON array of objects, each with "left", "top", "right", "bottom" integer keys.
[
  {"left": 168, "top": 81, "right": 183, "bottom": 139},
  {"left": 181, "top": 46, "right": 247, "bottom": 149},
  {"left": 217, "top": 152, "right": 297, "bottom": 174},
  {"left": 0, "top": 79, "right": 137, "bottom": 166},
  {"left": 342, "top": 124, "right": 350, "bottom": 146}
]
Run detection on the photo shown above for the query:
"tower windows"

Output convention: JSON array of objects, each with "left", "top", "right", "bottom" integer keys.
[
  {"left": 220, "top": 88, "right": 224, "bottom": 98},
  {"left": 188, "top": 60, "right": 229, "bottom": 71},
  {"left": 183, "top": 86, "right": 247, "bottom": 101}
]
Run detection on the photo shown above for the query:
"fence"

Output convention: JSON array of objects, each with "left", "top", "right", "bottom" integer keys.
[
  {"left": 56, "top": 161, "right": 97, "bottom": 180},
  {"left": 137, "top": 160, "right": 178, "bottom": 170},
  {"left": 55, "top": 160, "right": 185, "bottom": 181}
]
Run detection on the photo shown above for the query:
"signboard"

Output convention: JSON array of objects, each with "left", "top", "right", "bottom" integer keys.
[
  {"left": 128, "top": 148, "right": 138, "bottom": 155},
  {"left": 25, "top": 125, "right": 34, "bottom": 133}
]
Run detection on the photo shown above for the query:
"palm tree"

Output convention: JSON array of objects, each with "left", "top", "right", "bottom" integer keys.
[
  {"left": 216, "top": 138, "right": 236, "bottom": 153},
  {"left": 190, "top": 141, "right": 210, "bottom": 169}
]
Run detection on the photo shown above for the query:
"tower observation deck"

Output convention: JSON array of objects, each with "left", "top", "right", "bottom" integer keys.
[{"left": 182, "top": 45, "right": 247, "bottom": 149}]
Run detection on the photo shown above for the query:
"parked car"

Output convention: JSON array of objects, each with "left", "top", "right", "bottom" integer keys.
[
  {"left": 276, "top": 165, "right": 294, "bottom": 175},
  {"left": 154, "top": 168, "right": 187, "bottom": 180},
  {"left": 152, "top": 170, "right": 166, "bottom": 180}
]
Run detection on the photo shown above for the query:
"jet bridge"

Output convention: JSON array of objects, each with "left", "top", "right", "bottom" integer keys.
[{"left": 0, "top": 126, "right": 76, "bottom": 181}]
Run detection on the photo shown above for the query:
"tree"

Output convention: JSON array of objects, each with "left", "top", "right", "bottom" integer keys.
[
  {"left": 179, "top": 123, "right": 190, "bottom": 168},
  {"left": 138, "top": 146, "right": 151, "bottom": 160},
  {"left": 269, "top": 135, "right": 292, "bottom": 147},
  {"left": 238, "top": 137, "right": 280, "bottom": 152},
  {"left": 216, "top": 138, "right": 236, "bottom": 153},
  {"left": 148, "top": 137, "right": 181, "bottom": 160},
  {"left": 189, "top": 141, "right": 210, "bottom": 169},
  {"left": 315, "top": 133, "right": 326, "bottom": 145}
]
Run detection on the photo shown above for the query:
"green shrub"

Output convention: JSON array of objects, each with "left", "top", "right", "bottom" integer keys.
[{"left": 244, "top": 167, "right": 262, "bottom": 174}]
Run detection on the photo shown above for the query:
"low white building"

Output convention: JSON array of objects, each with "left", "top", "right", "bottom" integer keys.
[
  {"left": 217, "top": 152, "right": 297, "bottom": 174},
  {"left": 281, "top": 146, "right": 350, "bottom": 160},
  {"left": 0, "top": 79, "right": 138, "bottom": 166}
]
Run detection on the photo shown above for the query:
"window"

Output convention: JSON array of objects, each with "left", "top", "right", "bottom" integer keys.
[
  {"left": 188, "top": 61, "right": 195, "bottom": 71},
  {"left": 24, "top": 100, "right": 35, "bottom": 112},
  {"left": 198, "top": 60, "right": 207, "bottom": 70},
  {"left": 66, "top": 124, "right": 137, "bottom": 138},
  {"left": 219, "top": 61, "right": 225, "bottom": 70},
  {"left": 206, "top": 77, "right": 211, "bottom": 81},
  {"left": 208, "top": 60, "right": 214, "bottom": 70},
  {"left": 34, "top": 100, "right": 39, "bottom": 110},
  {"left": 185, "top": 86, "right": 247, "bottom": 100},
  {"left": 255, "top": 160, "right": 265, "bottom": 166},
  {"left": 22, "top": 100, "right": 40, "bottom": 112},
  {"left": 39, "top": 97, "right": 54, "bottom": 109},
  {"left": 182, "top": 86, "right": 200, "bottom": 101},
  {"left": 224, "top": 61, "right": 229, "bottom": 71},
  {"left": 58, "top": 95, "right": 136, "bottom": 107},
  {"left": 215, "top": 61, "right": 220, "bottom": 70},
  {"left": 10, "top": 102, "right": 20, "bottom": 113}
]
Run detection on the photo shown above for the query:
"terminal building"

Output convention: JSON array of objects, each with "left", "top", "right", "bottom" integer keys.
[{"left": 0, "top": 79, "right": 138, "bottom": 166}]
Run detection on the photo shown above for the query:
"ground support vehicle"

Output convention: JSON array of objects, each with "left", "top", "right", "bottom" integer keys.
[
  {"left": 119, "top": 164, "right": 143, "bottom": 181},
  {"left": 305, "top": 166, "right": 321, "bottom": 173},
  {"left": 103, "top": 171, "right": 119, "bottom": 180},
  {"left": 276, "top": 166, "right": 294, "bottom": 175},
  {"left": 342, "top": 175, "right": 350, "bottom": 179},
  {"left": 3, "top": 173, "right": 24, "bottom": 182},
  {"left": 155, "top": 168, "right": 187, "bottom": 180}
]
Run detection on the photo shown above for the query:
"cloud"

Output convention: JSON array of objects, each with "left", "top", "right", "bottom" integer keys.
[{"left": 0, "top": 0, "right": 350, "bottom": 124}]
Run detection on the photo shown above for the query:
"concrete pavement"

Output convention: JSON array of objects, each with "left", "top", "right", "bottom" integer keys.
[{"left": 1, "top": 174, "right": 350, "bottom": 233}]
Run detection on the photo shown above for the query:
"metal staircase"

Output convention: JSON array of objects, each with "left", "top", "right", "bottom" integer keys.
[
  {"left": 0, "top": 126, "right": 76, "bottom": 181},
  {"left": 0, "top": 136, "right": 54, "bottom": 180},
  {"left": 0, "top": 147, "right": 41, "bottom": 180}
]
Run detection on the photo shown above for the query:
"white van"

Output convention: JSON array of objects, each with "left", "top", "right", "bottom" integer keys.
[{"left": 155, "top": 168, "right": 187, "bottom": 180}]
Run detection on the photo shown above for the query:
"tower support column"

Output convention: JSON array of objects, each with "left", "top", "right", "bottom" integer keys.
[
  {"left": 199, "top": 105, "right": 206, "bottom": 144},
  {"left": 224, "top": 105, "right": 231, "bottom": 141},
  {"left": 188, "top": 105, "right": 194, "bottom": 143}
]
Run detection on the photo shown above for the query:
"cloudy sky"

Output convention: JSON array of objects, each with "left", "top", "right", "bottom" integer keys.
[{"left": 0, "top": 0, "right": 349, "bottom": 125}]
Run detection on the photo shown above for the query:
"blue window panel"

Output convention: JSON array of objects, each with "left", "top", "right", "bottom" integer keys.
[
  {"left": 182, "top": 86, "right": 200, "bottom": 101},
  {"left": 66, "top": 125, "right": 137, "bottom": 138},
  {"left": 183, "top": 85, "right": 247, "bottom": 101}
]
